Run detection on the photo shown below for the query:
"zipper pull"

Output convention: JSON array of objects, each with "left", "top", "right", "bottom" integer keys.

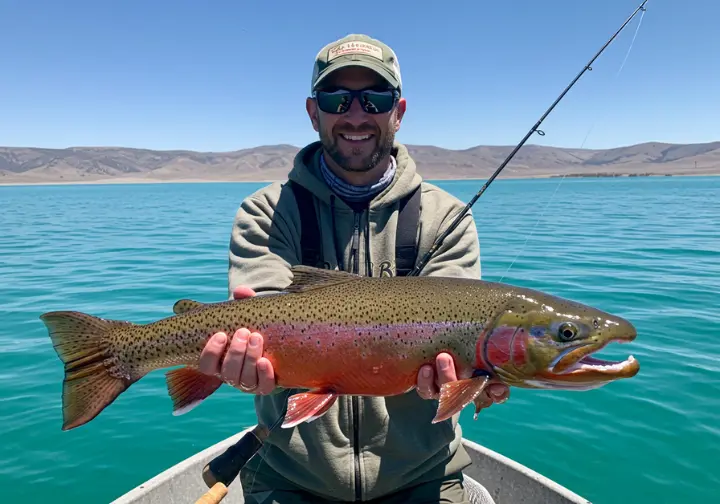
[{"left": 351, "top": 212, "right": 361, "bottom": 274}]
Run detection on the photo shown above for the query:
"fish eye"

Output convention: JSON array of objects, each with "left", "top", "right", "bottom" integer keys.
[
  {"left": 593, "top": 319, "right": 600, "bottom": 329},
  {"left": 557, "top": 322, "right": 578, "bottom": 342}
]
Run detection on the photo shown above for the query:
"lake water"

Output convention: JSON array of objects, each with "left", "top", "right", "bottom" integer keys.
[{"left": 1, "top": 176, "right": 718, "bottom": 503}]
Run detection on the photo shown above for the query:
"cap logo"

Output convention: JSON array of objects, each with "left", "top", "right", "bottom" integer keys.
[{"left": 328, "top": 41, "right": 383, "bottom": 62}]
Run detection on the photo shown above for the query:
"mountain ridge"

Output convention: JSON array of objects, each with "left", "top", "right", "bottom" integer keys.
[{"left": 1, "top": 140, "right": 718, "bottom": 184}]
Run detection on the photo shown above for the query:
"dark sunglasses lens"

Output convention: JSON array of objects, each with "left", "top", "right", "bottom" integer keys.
[
  {"left": 316, "top": 91, "right": 353, "bottom": 113},
  {"left": 360, "top": 90, "right": 396, "bottom": 113},
  {"left": 316, "top": 89, "right": 396, "bottom": 114}
]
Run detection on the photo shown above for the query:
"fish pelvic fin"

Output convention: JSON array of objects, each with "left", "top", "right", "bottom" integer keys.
[
  {"left": 432, "top": 375, "right": 490, "bottom": 424},
  {"left": 172, "top": 299, "right": 207, "bottom": 315},
  {"left": 472, "top": 393, "right": 494, "bottom": 420},
  {"left": 286, "top": 266, "right": 360, "bottom": 293},
  {"left": 281, "top": 389, "right": 338, "bottom": 428},
  {"left": 39, "top": 311, "right": 135, "bottom": 431},
  {"left": 166, "top": 367, "right": 223, "bottom": 415}
]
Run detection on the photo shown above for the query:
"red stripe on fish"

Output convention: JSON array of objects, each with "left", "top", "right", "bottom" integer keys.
[{"left": 259, "top": 320, "right": 480, "bottom": 395}]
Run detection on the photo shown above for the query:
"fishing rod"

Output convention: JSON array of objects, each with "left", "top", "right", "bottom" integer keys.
[
  {"left": 193, "top": 2, "right": 651, "bottom": 503},
  {"left": 408, "top": 0, "right": 650, "bottom": 277}
]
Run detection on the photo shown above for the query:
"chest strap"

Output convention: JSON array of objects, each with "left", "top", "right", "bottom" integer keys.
[
  {"left": 289, "top": 181, "right": 324, "bottom": 268},
  {"left": 287, "top": 181, "right": 421, "bottom": 276}
]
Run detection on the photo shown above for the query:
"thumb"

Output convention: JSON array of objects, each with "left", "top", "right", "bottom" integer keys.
[{"left": 232, "top": 285, "right": 256, "bottom": 300}]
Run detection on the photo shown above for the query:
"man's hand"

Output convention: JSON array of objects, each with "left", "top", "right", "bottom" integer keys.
[
  {"left": 198, "top": 285, "right": 277, "bottom": 395},
  {"left": 416, "top": 353, "right": 510, "bottom": 412}
]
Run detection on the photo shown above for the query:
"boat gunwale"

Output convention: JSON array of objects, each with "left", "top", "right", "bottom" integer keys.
[{"left": 110, "top": 425, "right": 591, "bottom": 504}]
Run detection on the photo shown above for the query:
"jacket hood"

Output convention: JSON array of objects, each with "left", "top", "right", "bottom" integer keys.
[{"left": 287, "top": 141, "right": 423, "bottom": 210}]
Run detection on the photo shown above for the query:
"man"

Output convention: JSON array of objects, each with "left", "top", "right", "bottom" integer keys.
[{"left": 198, "top": 34, "right": 510, "bottom": 503}]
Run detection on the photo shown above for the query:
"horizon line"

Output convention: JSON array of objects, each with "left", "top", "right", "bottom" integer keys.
[{"left": 2, "top": 138, "right": 719, "bottom": 154}]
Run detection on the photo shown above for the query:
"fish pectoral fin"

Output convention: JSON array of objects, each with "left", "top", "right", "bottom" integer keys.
[
  {"left": 286, "top": 266, "right": 360, "bottom": 293},
  {"left": 432, "top": 375, "right": 490, "bottom": 424},
  {"left": 166, "top": 367, "right": 223, "bottom": 416},
  {"left": 281, "top": 389, "right": 338, "bottom": 428},
  {"left": 172, "top": 299, "right": 207, "bottom": 315}
]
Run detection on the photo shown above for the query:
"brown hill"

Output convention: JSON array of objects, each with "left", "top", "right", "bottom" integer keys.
[{"left": 1, "top": 140, "right": 718, "bottom": 185}]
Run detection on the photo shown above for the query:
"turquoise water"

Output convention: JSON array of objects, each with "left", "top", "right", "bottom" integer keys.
[{"left": 1, "top": 176, "right": 718, "bottom": 504}]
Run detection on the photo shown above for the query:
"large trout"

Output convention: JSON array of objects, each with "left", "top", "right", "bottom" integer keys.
[{"left": 40, "top": 266, "right": 640, "bottom": 431}]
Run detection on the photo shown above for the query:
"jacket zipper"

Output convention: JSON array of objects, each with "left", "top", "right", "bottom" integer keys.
[{"left": 349, "top": 210, "right": 362, "bottom": 501}]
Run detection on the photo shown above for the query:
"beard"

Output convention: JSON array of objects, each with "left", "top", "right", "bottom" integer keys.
[{"left": 319, "top": 122, "right": 395, "bottom": 174}]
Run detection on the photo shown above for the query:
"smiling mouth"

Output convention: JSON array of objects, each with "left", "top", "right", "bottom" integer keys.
[{"left": 339, "top": 133, "right": 373, "bottom": 142}]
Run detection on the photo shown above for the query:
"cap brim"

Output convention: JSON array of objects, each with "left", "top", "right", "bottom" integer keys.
[{"left": 313, "top": 60, "right": 400, "bottom": 93}]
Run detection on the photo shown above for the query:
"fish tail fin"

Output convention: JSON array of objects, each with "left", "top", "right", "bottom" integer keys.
[{"left": 40, "top": 310, "right": 133, "bottom": 431}]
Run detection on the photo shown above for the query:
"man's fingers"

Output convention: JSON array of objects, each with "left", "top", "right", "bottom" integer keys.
[
  {"left": 416, "top": 365, "right": 437, "bottom": 400},
  {"left": 198, "top": 332, "right": 228, "bottom": 376},
  {"left": 417, "top": 354, "right": 459, "bottom": 401},
  {"left": 435, "top": 353, "right": 457, "bottom": 387},
  {"left": 487, "top": 383, "right": 510, "bottom": 403},
  {"left": 220, "top": 328, "right": 250, "bottom": 386},
  {"left": 475, "top": 383, "right": 511, "bottom": 414},
  {"left": 232, "top": 285, "right": 256, "bottom": 300},
  {"left": 256, "top": 357, "right": 276, "bottom": 395},
  {"left": 238, "top": 331, "right": 263, "bottom": 391}
]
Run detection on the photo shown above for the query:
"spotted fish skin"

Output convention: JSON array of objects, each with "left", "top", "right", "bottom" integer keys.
[{"left": 40, "top": 265, "right": 639, "bottom": 431}]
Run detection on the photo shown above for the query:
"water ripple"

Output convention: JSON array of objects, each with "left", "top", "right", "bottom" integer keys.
[{"left": 1, "top": 177, "right": 719, "bottom": 504}]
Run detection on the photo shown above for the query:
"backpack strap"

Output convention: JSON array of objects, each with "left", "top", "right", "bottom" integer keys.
[
  {"left": 394, "top": 186, "right": 421, "bottom": 277},
  {"left": 287, "top": 180, "right": 324, "bottom": 268},
  {"left": 288, "top": 180, "right": 421, "bottom": 276}
]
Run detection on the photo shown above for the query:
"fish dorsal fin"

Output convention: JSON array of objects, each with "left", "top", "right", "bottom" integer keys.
[
  {"left": 172, "top": 299, "right": 207, "bottom": 315},
  {"left": 287, "top": 266, "right": 360, "bottom": 293}
]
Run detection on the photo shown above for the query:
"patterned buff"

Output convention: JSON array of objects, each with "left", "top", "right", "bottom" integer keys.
[{"left": 319, "top": 153, "right": 396, "bottom": 203}]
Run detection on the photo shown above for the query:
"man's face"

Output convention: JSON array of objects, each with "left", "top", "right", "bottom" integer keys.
[{"left": 306, "top": 66, "right": 406, "bottom": 174}]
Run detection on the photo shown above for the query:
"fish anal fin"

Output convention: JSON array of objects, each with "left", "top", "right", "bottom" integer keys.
[
  {"left": 286, "top": 266, "right": 360, "bottom": 293},
  {"left": 281, "top": 389, "right": 338, "bottom": 428},
  {"left": 172, "top": 299, "right": 207, "bottom": 315},
  {"left": 432, "top": 375, "right": 490, "bottom": 424},
  {"left": 166, "top": 367, "right": 223, "bottom": 416}
]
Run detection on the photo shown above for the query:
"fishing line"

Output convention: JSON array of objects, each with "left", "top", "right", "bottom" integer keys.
[
  {"left": 243, "top": 387, "right": 294, "bottom": 497},
  {"left": 578, "top": 5, "right": 647, "bottom": 151},
  {"left": 408, "top": 0, "right": 651, "bottom": 278},
  {"left": 201, "top": 2, "right": 653, "bottom": 501},
  {"left": 498, "top": 5, "right": 648, "bottom": 283}
]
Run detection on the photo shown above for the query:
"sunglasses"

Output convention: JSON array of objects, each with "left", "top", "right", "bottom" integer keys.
[{"left": 313, "top": 87, "right": 399, "bottom": 115}]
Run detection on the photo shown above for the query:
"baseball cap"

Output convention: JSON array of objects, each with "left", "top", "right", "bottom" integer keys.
[{"left": 310, "top": 34, "right": 402, "bottom": 95}]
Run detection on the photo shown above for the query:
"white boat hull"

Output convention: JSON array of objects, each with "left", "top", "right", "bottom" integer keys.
[{"left": 111, "top": 426, "right": 591, "bottom": 504}]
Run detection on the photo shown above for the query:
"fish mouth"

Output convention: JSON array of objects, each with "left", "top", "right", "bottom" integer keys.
[{"left": 547, "top": 334, "right": 639, "bottom": 381}]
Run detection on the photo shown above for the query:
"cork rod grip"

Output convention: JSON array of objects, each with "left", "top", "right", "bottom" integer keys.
[
  {"left": 194, "top": 482, "right": 228, "bottom": 504},
  {"left": 193, "top": 424, "right": 270, "bottom": 504}
]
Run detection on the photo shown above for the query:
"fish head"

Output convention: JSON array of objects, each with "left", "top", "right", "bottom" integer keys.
[{"left": 482, "top": 289, "right": 639, "bottom": 390}]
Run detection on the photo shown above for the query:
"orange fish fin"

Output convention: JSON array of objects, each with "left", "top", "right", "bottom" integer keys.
[
  {"left": 286, "top": 266, "right": 359, "bottom": 293},
  {"left": 39, "top": 310, "right": 136, "bottom": 431},
  {"left": 166, "top": 367, "right": 223, "bottom": 416},
  {"left": 172, "top": 299, "right": 208, "bottom": 315},
  {"left": 281, "top": 389, "right": 338, "bottom": 428},
  {"left": 432, "top": 375, "right": 490, "bottom": 424},
  {"left": 472, "top": 394, "right": 494, "bottom": 420}
]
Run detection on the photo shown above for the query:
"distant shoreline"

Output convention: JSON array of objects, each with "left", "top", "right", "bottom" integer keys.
[
  {"left": 2, "top": 140, "right": 718, "bottom": 187},
  {"left": 1, "top": 172, "right": 718, "bottom": 188},
  {"left": 0, "top": 178, "right": 280, "bottom": 187}
]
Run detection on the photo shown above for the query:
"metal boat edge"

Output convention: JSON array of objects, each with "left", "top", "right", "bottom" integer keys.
[{"left": 110, "top": 425, "right": 591, "bottom": 504}]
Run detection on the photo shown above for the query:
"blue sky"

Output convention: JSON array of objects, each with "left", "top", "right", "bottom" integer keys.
[{"left": 0, "top": 0, "right": 716, "bottom": 152}]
